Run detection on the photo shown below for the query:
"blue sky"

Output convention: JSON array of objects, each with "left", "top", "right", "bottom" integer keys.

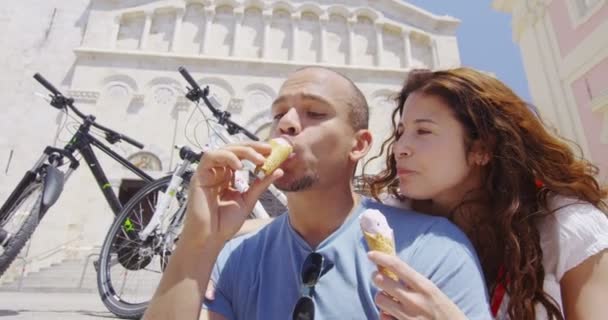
[{"left": 404, "top": 0, "right": 532, "bottom": 101}]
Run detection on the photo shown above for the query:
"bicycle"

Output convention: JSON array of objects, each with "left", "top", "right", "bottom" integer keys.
[
  {"left": 96, "top": 66, "right": 287, "bottom": 319},
  {"left": 0, "top": 74, "right": 155, "bottom": 276}
]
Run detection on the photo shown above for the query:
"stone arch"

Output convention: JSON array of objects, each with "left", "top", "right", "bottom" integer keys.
[
  {"left": 352, "top": 8, "right": 380, "bottom": 22},
  {"left": 98, "top": 74, "right": 138, "bottom": 110},
  {"left": 101, "top": 74, "right": 139, "bottom": 92},
  {"left": 296, "top": 3, "right": 324, "bottom": 17},
  {"left": 243, "top": 0, "right": 266, "bottom": 10},
  {"left": 242, "top": 83, "right": 276, "bottom": 116},
  {"left": 143, "top": 77, "right": 183, "bottom": 110},
  {"left": 327, "top": 5, "right": 351, "bottom": 19},
  {"left": 270, "top": 1, "right": 296, "bottom": 14},
  {"left": 214, "top": 0, "right": 239, "bottom": 9}
]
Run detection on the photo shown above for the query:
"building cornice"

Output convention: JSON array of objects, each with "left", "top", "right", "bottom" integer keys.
[
  {"left": 74, "top": 47, "right": 416, "bottom": 77},
  {"left": 493, "top": 0, "right": 550, "bottom": 42}
]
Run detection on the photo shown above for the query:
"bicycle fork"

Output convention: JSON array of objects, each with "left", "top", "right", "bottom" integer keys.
[{"left": 138, "top": 160, "right": 191, "bottom": 241}]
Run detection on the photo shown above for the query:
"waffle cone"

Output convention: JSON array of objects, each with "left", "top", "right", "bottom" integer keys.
[
  {"left": 256, "top": 139, "right": 293, "bottom": 179},
  {"left": 363, "top": 231, "right": 398, "bottom": 281}
]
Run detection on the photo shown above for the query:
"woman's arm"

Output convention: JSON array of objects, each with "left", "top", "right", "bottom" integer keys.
[{"left": 561, "top": 249, "right": 608, "bottom": 320}]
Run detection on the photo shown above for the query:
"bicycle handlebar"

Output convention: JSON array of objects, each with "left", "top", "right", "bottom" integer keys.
[
  {"left": 33, "top": 73, "right": 144, "bottom": 149},
  {"left": 178, "top": 66, "right": 260, "bottom": 141},
  {"left": 33, "top": 73, "right": 61, "bottom": 96},
  {"left": 178, "top": 66, "right": 199, "bottom": 91}
]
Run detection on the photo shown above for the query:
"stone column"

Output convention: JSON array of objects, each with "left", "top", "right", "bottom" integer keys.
[
  {"left": 346, "top": 17, "right": 355, "bottom": 65},
  {"left": 402, "top": 29, "right": 412, "bottom": 68},
  {"left": 202, "top": 7, "right": 215, "bottom": 54},
  {"left": 319, "top": 13, "right": 328, "bottom": 63},
  {"left": 431, "top": 37, "right": 439, "bottom": 69},
  {"left": 261, "top": 10, "right": 272, "bottom": 59},
  {"left": 290, "top": 13, "right": 300, "bottom": 61},
  {"left": 374, "top": 22, "right": 384, "bottom": 67},
  {"left": 110, "top": 16, "right": 121, "bottom": 49},
  {"left": 170, "top": 8, "right": 185, "bottom": 52},
  {"left": 139, "top": 11, "right": 152, "bottom": 50},
  {"left": 231, "top": 8, "right": 244, "bottom": 56}
]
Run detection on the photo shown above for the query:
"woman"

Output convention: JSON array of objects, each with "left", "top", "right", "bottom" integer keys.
[{"left": 365, "top": 67, "right": 608, "bottom": 319}]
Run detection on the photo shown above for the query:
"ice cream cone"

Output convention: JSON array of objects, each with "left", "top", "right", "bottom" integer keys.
[
  {"left": 362, "top": 231, "right": 398, "bottom": 281},
  {"left": 360, "top": 209, "right": 399, "bottom": 281},
  {"left": 255, "top": 138, "right": 293, "bottom": 179}
]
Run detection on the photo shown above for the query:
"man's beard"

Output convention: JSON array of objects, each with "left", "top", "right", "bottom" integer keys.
[{"left": 275, "top": 173, "right": 319, "bottom": 192}]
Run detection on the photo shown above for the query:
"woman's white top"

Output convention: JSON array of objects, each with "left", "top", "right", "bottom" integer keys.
[{"left": 495, "top": 195, "right": 608, "bottom": 319}]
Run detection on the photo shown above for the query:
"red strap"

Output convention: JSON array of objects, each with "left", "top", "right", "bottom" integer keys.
[{"left": 491, "top": 267, "right": 507, "bottom": 316}]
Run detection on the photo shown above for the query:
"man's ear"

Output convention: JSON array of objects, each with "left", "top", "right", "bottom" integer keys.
[{"left": 350, "top": 129, "right": 372, "bottom": 162}]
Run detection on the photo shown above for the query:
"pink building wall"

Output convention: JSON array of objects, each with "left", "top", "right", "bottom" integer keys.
[
  {"left": 549, "top": 0, "right": 608, "bottom": 176},
  {"left": 571, "top": 58, "right": 608, "bottom": 172},
  {"left": 549, "top": 0, "right": 608, "bottom": 57}
]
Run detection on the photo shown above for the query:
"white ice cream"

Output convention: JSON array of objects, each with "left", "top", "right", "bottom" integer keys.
[{"left": 359, "top": 209, "right": 393, "bottom": 238}]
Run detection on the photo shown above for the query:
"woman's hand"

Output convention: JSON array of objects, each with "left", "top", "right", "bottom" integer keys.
[{"left": 368, "top": 251, "right": 468, "bottom": 320}]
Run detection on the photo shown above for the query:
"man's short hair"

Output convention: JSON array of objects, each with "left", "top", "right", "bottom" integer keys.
[{"left": 295, "top": 66, "right": 369, "bottom": 131}]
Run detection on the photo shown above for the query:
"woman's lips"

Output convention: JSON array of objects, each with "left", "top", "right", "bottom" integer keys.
[{"left": 397, "top": 169, "right": 416, "bottom": 176}]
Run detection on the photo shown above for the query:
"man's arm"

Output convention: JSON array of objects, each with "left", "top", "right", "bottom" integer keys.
[
  {"left": 143, "top": 142, "right": 282, "bottom": 320},
  {"left": 143, "top": 235, "right": 223, "bottom": 320}
]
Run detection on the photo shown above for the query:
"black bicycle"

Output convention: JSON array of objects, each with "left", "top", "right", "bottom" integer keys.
[{"left": 0, "top": 73, "right": 154, "bottom": 276}]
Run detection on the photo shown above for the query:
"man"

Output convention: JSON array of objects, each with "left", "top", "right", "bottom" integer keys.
[{"left": 143, "top": 67, "right": 491, "bottom": 320}]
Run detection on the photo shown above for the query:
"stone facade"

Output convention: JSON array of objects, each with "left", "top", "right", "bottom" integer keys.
[{"left": 0, "top": 0, "right": 461, "bottom": 282}]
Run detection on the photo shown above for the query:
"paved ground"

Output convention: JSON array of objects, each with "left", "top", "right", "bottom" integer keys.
[{"left": 0, "top": 291, "right": 119, "bottom": 319}]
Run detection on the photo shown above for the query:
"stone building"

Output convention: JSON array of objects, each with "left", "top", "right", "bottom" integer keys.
[{"left": 0, "top": 0, "right": 461, "bottom": 286}]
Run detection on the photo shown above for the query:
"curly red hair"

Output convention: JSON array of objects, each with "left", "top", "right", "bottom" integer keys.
[{"left": 365, "top": 68, "right": 607, "bottom": 320}]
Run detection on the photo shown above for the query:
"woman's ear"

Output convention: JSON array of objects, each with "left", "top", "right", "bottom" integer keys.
[
  {"left": 350, "top": 129, "right": 373, "bottom": 162},
  {"left": 469, "top": 140, "right": 491, "bottom": 166}
]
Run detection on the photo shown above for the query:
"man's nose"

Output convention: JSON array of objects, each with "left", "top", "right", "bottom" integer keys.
[{"left": 278, "top": 108, "right": 301, "bottom": 136}]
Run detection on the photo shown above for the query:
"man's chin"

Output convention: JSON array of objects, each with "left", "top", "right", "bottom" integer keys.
[{"left": 274, "top": 174, "right": 318, "bottom": 192}]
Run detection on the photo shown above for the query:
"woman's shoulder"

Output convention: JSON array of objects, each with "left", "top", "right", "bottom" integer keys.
[{"left": 538, "top": 193, "right": 608, "bottom": 279}]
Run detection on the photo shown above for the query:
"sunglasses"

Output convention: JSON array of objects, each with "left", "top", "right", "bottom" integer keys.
[{"left": 292, "top": 252, "right": 325, "bottom": 320}]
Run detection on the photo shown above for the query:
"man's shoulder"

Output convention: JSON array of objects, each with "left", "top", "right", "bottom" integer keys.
[{"left": 221, "top": 214, "right": 287, "bottom": 259}]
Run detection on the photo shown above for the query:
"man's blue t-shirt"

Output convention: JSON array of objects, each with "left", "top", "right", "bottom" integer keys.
[{"left": 204, "top": 197, "right": 491, "bottom": 319}]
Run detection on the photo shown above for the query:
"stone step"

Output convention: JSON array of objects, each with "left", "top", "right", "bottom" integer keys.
[{"left": 1, "top": 255, "right": 164, "bottom": 298}]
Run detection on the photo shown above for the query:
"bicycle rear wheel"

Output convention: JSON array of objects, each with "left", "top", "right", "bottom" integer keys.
[
  {"left": 97, "top": 175, "right": 186, "bottom": 319},
  {"left": 0, "top": 182, "right": 43, "bottom": 276}
]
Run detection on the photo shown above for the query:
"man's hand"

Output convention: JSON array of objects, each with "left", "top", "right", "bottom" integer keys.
[{"left": 180, "top": 142, "right": 284, "bottom": 245}]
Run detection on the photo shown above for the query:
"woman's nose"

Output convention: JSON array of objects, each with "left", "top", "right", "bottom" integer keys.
[{"left": 393, "top": 137, "right": 412, "bottom": 159}]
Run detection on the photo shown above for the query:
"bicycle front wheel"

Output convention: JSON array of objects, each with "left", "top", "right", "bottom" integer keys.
[
  {"left": 0, "top": 182, "right": 43, "bottom": 276},
  {"left": 97, "top": 175, "right": 187, "bottom": 319}
]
